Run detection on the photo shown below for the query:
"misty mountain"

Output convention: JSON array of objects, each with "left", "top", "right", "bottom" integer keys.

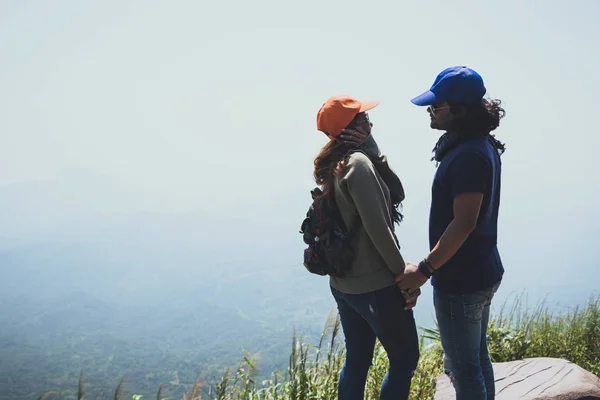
[
  {"left": 3, "top": 174, "right": 598, "bottom": 399},
  {"left": 0, "top": 177, "right": 333, "bottom": 399}
]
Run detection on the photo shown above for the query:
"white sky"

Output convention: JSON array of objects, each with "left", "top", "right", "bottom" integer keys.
[{"left": 1, "top": 0, "right": 599, "bottom": 300}]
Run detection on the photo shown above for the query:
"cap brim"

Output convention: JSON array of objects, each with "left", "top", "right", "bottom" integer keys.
[
  {"left": 359, "top": 100, "right": 379, "bottom": 112},
  {"left": 411, "top": 91, "right": 438, "bottom": 106}
]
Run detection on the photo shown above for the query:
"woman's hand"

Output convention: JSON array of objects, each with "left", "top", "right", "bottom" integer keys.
[
  {"left": 401, "top": 287, "right": 421, "bottom": 310},
  {"left": 338, "top": 127, "right": 369, "bottom": 147}
]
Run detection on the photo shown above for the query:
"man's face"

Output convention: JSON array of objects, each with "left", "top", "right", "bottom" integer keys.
[{"left": 427, "top": 102, "right": 454, "bottom": 131}]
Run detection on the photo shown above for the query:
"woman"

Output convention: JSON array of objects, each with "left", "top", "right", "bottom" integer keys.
[{"left": 314, "top": 95, "right": 420, "bottom": 400}]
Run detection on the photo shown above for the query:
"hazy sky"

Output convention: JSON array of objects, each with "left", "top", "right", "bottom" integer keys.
[{"left": 1, "top": 1, "right": 600, "bottom": 303}]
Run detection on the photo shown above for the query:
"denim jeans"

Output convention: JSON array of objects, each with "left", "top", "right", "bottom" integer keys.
[
  {"left": 331, "top": 285, "right": 420, "bottom": 400},
  {"left": 434, "top": 280, "right": 501, "bottom": 400}
]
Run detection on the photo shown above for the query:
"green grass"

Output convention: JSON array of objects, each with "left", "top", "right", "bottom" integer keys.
[
  {"left": 488, "top": 292, "right": 600, "bottom": 375},
  {"left": 39, "top": 294, "right": 600, "bottom": 400}
]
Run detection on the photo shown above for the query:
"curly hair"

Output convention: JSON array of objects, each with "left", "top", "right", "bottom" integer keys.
[
  {"left": 313, "top": 139, "right": 352, "bottom": 202},
  {"left": 313, "top": 140, "right": 404, "bottom": 225},
  {"left": 448, "top": 98, "right": 507, "bottom": 155}
]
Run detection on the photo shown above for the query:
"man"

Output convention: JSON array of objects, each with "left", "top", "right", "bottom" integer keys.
[{"left": 396, "top": 66, "right": 507, "bottom": 400}]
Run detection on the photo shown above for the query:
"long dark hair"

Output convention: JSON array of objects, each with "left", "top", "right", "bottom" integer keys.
[
  {"left": 313, "top": 139, "right": 352, "bottom": 201},
  {"left": 313, "top": 139, "right": 404, "bottom": 225},
  {"left": 446, "top": 98, "right": 507, "bottom": 155}
]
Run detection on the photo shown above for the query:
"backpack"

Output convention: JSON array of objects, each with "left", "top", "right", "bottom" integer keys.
[{"left": 299, "top": 186, "right": 360, "bottom": 277}]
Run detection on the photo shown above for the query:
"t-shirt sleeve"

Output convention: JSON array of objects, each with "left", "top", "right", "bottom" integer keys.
[{"left": 449, "top": 152, "right": 490, "bottom": 197}]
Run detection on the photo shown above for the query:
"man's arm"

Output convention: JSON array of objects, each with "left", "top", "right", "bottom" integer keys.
[
  {"left": 396, "top": 153, "right": 489, "bottom": 290},
  {"left": 424, "top": 192, "right": 483, "bottom": 269},
  {"left": 425, "top": 153, "right": 489, "bottom": 270}
]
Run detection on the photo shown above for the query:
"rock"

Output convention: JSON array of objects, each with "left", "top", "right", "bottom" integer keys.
[{"left": 434, "top": 358, "right": 600, "bottom": 400}]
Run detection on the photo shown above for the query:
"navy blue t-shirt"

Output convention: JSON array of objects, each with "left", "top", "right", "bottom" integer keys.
[{"left": 429, "top": 135, "right": 504, "bottom": 294}]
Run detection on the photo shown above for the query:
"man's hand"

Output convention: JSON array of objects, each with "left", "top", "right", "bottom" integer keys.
[
  {"left": 396, "top": 261, "right": 428, "bottom": 292},
  {"left": 338, "top": 127, "right": 368, "bottom": 147}
]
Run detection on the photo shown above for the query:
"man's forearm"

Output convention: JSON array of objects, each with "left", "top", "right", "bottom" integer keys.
[{"left": 425, "top": 219, "right": 475, "bottom": 270}]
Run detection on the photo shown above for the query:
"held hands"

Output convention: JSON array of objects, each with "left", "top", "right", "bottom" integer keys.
[
  {"left": 396, "top": 261, "right": 429, "bottom": 295},
  {"left": 401, "top": 287, "right": 421, "bottom": 310}
]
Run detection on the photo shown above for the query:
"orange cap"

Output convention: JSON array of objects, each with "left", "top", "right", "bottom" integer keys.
[{"left": 316, "top": 96, "right": 379, "bottom": 139}]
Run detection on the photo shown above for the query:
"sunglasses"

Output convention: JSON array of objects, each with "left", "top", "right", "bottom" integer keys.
[
  {"left": 351, "top": 113, "right": 371, "bottom": 127},
  {"left": 428, "top": 104, "right": 450, "bottom": 114}
]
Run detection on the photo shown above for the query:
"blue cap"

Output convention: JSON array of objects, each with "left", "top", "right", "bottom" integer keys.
[{"left": 411, "top": 66, "right": 486, "bottom": 106}]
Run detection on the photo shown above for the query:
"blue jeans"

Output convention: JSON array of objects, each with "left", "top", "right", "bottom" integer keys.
[
  {"left": 331, "top": 285, "right": 420, "bottom": 400},
  {"left": 434, "top": 281, "right": 501, "bottom": 400}
]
